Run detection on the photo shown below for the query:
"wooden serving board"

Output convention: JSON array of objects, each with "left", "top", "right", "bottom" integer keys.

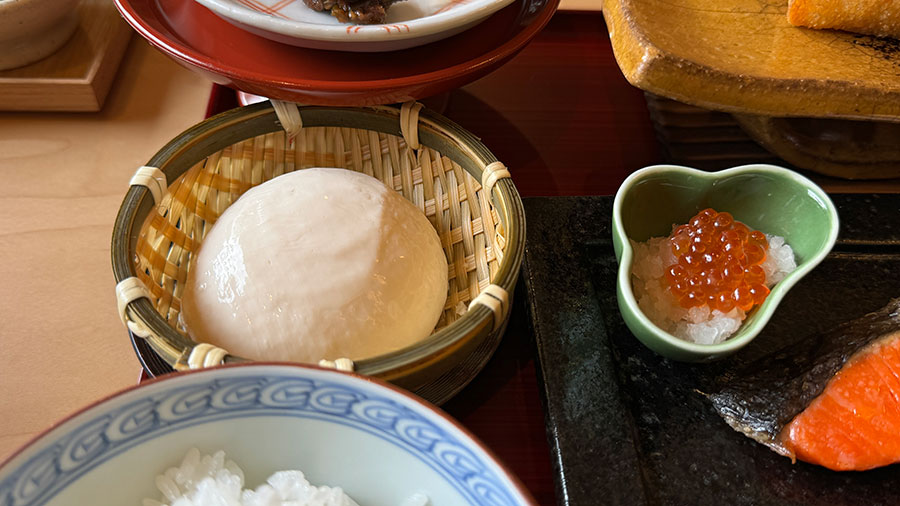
[
  {"left": 0, "top": 0, "right": 132, "bottom": 112},
  {"left": 603, "top": 0, "right": 900, "bottom": 122}
]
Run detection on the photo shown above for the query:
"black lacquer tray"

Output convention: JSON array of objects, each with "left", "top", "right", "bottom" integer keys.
[{"left": 522, "top": 194, "right": 900, "bottom": 506}]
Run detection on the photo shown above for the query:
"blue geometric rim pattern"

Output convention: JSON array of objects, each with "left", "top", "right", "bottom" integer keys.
[{"left": 0, "top": 374, "right": 517, "bottom": 506}]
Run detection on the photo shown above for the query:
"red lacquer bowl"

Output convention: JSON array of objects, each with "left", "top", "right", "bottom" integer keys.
[{"left": 114, "top": 0, "right": 559, "bottom": 105}]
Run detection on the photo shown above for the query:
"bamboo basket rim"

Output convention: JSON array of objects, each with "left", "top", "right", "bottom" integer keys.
[{"left": 111, "top": 101, "right": 526, "bottom": 379}]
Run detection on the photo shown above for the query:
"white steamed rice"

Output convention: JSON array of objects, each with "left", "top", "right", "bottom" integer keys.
[
  {"left": 630, "top": 234, "right": 797, "bottom": 345},
  {"left": 143, "top": 449, "right": 429, "bottom": 506}
]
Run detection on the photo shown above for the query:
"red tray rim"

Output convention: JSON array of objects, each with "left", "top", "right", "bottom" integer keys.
[{"left": 114, "top": 0, "right": 560, "bottom": 93}]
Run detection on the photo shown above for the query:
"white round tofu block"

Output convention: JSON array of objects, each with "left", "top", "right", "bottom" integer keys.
[{"left": 181, "top": 167, "right": 449, "bottom": 363}]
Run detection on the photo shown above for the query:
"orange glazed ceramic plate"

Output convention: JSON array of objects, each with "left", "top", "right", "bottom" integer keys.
[{"left": 603, "top": 0, "right": 900, "bottom": 121}]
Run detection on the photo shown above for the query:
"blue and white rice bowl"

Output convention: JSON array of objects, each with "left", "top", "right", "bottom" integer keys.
[{"left": 0, "top": 364, "right": 535, "bottom": 506}]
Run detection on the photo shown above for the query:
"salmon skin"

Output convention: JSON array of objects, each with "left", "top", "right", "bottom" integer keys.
[{"left": 708, "top": 298, "right": 900, "bottom": 470}]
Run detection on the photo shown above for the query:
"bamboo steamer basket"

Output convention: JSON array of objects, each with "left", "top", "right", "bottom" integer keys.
[{"left": 111, "top": 101, "right": 525, "bottom": 405}]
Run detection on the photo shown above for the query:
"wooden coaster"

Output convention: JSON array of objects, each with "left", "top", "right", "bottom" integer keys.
[{"left": 0, "top": 0, "right": 133, "bottom": 112}]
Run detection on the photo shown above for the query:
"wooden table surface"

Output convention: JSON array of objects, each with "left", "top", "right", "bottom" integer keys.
[
  {"left": 3, "top": 5, "right": 898, "bottom": 506},
  {"left": 0, "top": 36, "right": 211, "bottom": 459}
]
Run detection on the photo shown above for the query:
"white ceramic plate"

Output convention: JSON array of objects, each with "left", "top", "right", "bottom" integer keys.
[{"left": 193, "top": 0, "right": 516, "bottom": 51}]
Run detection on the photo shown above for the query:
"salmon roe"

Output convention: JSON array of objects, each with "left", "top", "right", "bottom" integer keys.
[{"left": 665, "top": 208, "right": 770, "bottom": 312}]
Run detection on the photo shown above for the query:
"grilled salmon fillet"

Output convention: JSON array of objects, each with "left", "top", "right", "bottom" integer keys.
[{"left": 709, "top": 298, "right": 900, "bottom": 471}]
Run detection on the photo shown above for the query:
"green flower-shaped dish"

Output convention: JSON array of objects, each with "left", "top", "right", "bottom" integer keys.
[{"left": 612, "top": 164, "right": 839, "bottom": 362}]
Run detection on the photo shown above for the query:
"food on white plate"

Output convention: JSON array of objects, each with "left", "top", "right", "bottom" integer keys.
[
  {"left": 787, "top": 0, "right": 900, "bottom": 38},
  {"left": 181, "top": 167, "right": 448, "bottom": 364},
  {"left": 630, "top": 208, "right": 796, "bottom": 344},
  {"left": 302, "top": 0, "right": 403, "bottom": 24}
]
